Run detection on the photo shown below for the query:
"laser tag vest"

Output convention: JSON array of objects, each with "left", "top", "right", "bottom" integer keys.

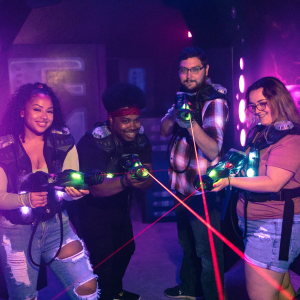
[
  {"left": 90, "top": 121, "right": 150, "bottom": 176},
  {"left": 243, "top": 122, "right": 300, "bottom": 261},
  {"left": 169, "top": 84, "right": 228, "bottom": 174},
  {"left": 0, "top": 131, "right": 75, "bottom": 225},
  {"left": 80, "top": 121, "right": 151, "bottom": 209}
]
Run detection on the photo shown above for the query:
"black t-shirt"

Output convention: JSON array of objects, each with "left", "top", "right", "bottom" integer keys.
[{"left": 77, "top": 125, "right": 152, "bottom": 208}]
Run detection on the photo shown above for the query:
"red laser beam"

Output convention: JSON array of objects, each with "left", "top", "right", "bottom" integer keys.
[
  {"left": 51, "top": 184, "right": 200, "bottom": 300},
  {"left": 51, "top": 172, "right": 294, "bottom": 300},
  {"left": 189, "top": 119, "right": 224, "bottom": 300},
  {"left": 52, "top": 171, "right": 294, "bottom": 298},
  {"left": 148, "top": 173, "right": 294, "bottom": 300}
]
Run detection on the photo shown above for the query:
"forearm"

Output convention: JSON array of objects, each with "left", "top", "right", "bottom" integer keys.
[
  {"left": 160, "top": 115, "right": 175, "bottom": 137},
  {"left": 0, "top": 191, "right": 33, "bottom": 210},
  {"left": 188, "top": 122, "right": 219, "bottom": 160},
  {"left": 230, "top": 176, "right": 283, "bottom": 193},
  {"left": 89, "top": 177, "right": 125, "bottom": 197}
]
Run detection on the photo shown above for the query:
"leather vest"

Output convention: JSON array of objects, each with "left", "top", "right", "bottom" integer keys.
[
  {"left": 0, "top": 131, "right": 75, "bottom": 224},
  {"left": 174, "top": 84, "right": 228, "bottom": 143},
  {"left": 90, "top": 121, "right": 150, "bottom": 175}
]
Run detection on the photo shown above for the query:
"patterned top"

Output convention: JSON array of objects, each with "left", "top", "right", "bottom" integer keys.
[{"left": 169, "top": 99, "right": 229, "bottom": 196}]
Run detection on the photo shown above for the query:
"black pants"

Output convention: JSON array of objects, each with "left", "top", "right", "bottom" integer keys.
[
  {"left": 77, "top": 204, "right": 135, "bottom": 300},
  {"left": 175, "top": 192, "right": 224, "bottom": 300}
]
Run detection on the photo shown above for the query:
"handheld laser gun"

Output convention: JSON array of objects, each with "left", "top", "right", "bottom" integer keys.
[
  {"left": 193, "top": 149, "right": 248, "bottom": 191},
  {"left": 18, "top": 169, "right": 105, "bottom": 194},
  {"left": 175, "top": 92, "right": 194, "bottom": 123},
  {"left": 121, "top": 154, "right": 149, "bottom": 180}
]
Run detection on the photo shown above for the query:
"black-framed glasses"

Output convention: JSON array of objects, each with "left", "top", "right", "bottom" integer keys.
[
  {"left": 246, "top": 101, "right": 268, "bottom": 113},
  {"left": 178, "top": 66, "right": 204, "bottom": 75}
]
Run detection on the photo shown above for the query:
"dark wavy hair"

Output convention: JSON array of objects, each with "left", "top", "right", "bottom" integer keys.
[
  {"left": 178, "top": 46, "right": 208, "bottom": 67},
  {"left": 0, "top": 82, "right": 66, "bottom": 139},
  {"left": 246, "top": 77, "right": 300, "bottom": 125},
  {"left": 102, "top": 83, "right": 147, "bottom": 113}
]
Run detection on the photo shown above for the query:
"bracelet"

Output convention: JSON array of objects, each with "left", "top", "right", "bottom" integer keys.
[{"left": 120, "top": 175, "right": 127, "bottom": 189}]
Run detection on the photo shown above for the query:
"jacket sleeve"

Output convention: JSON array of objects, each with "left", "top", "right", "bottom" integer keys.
[{"left": 0, "top": 167, "right": 32, "bottom": 210}]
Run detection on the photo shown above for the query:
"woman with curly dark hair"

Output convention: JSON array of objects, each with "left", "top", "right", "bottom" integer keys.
[
  {"left": 212, "top": 77, "right": 300, "bottom": 300},
  {"left": 0, "top": 82, "right": 99, "bottom": 300}
]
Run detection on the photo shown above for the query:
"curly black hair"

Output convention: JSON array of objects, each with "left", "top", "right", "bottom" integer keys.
[
  {"left": 102, "top": 83, "right": 147, "bottom": 113},
  {"left": 0, "top": 82, "right": 66, "bottom": 139}
]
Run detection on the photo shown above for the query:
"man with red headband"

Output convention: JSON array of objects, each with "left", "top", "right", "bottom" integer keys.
[{"left": 76, "top": 83, "right": 153, "bottom": 300}]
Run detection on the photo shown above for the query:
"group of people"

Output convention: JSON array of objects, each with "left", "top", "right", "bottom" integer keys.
[{"left": 0, "top": 45, "right": 299, "bottom": 300}]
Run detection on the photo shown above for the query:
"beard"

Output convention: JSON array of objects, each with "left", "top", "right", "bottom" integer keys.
[{"left": 181, "top": 75, "right": 207, "bottom": 94}]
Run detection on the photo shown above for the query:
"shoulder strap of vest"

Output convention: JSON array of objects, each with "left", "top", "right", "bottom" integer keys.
[
  {"left": 0, "top": 134, "right": 15, "bottom": 150},
  {"left": 244, "top": 125, "right": 265, "bottom": 151}
]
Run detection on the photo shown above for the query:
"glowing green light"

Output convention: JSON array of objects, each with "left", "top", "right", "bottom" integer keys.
[
  {"left": 184, "top": 113, "right": 191, "bottom": 121},
  {"left": 106, "top": 173, "right": 114, "bottom": 178},
  {"left": 136, "top": 168, "right": 149, "bottom": 179},
  {"left": 208, "top": 170, "right": 217, "bottom": 179},
  {"left": 182, "top": 103, "right": 190, "bottom": 110},
  {"left": 71, "top": 173, "right": 82, "bottom": 180}
]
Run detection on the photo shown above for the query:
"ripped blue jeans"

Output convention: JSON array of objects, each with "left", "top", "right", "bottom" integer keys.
[
  {"left": 238, "top": 214, "right": 300, "bottom": 273},
  {"left": 0, "top": 210, "right": 99, "bottom": 300}
]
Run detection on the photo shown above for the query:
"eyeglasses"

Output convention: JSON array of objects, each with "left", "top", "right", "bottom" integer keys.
[
  {"left": 178, "top": 66, "right": 205, "bottom": 75},
  {"left": 246, "top": 101, "right": 268, "bottom": 113}
]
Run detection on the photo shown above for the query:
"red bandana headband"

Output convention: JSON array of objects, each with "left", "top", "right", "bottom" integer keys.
[{"left": 109, "top": 107, "right": 141, "bottom": 117}]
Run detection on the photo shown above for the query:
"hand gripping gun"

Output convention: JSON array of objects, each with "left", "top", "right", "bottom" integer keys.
[
  {"left": 18, "top": 169, "right": 105, "bottom": 194},
  {"left": 121, "top": 154, "right": 149, "bottom": 180},
  {"left": 17, "top": 169, "right": 105, "bottom": 267},
  {"left": 175, "top": 92, "right": 195, "bottom": 123},
  {"left": 193, "top": 149, "right": 248, "bottom": 191}
]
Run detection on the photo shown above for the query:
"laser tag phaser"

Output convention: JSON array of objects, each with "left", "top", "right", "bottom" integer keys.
[
  {"left": 175, "top": 92, "right": 194, "bottom": 123},
  {"left": 121, "top": 154, "right": 149, "bottom": 180},
  {"left": 18, "top": 169, "right": 105, "bottom": 193},
  {"left": 193, "top": 149, "right": 248, "bottom": 191}
]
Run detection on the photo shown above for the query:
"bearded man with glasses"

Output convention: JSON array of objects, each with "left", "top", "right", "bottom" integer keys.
[{"left": 161, "top": 47, "right": 229, "bottom": 300}]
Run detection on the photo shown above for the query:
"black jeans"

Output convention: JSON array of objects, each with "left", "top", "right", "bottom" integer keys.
[
  {"left": 77, "top": 204, "right": 135, "bottom": 300},
  {"left": 175, "top": 192, "right": 224, "bottom": 300}
]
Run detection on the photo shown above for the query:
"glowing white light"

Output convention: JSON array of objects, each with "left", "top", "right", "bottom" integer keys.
[
  {"left": 240, "top": 58, "right": 244, "bottom": 70},
  {"left": 237, "top": 124, "right": 240, "bottom": 130},
  {"left": 239, "top": 75, "right": 245, "bottom": 93},
  {"left": 21, "top": 207, "right": 30, "bottom": 215},
  {"left": 247, "top": 168, "right": 255, "bottom": 177},
  {"left": 239, "top": 99, "right": 246, "bottom": 123},
  {"left": 188, "top": 31, "right": 192, "bottom": 38},
  {"left": 240, "top": 129, "right": 246, "bottom": 146},
  {"left": 236, "top": 93, "right": 239, "bottom": 100},
  {"left": 55, "top": 190, "right": 64, "bottom": 201}
]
